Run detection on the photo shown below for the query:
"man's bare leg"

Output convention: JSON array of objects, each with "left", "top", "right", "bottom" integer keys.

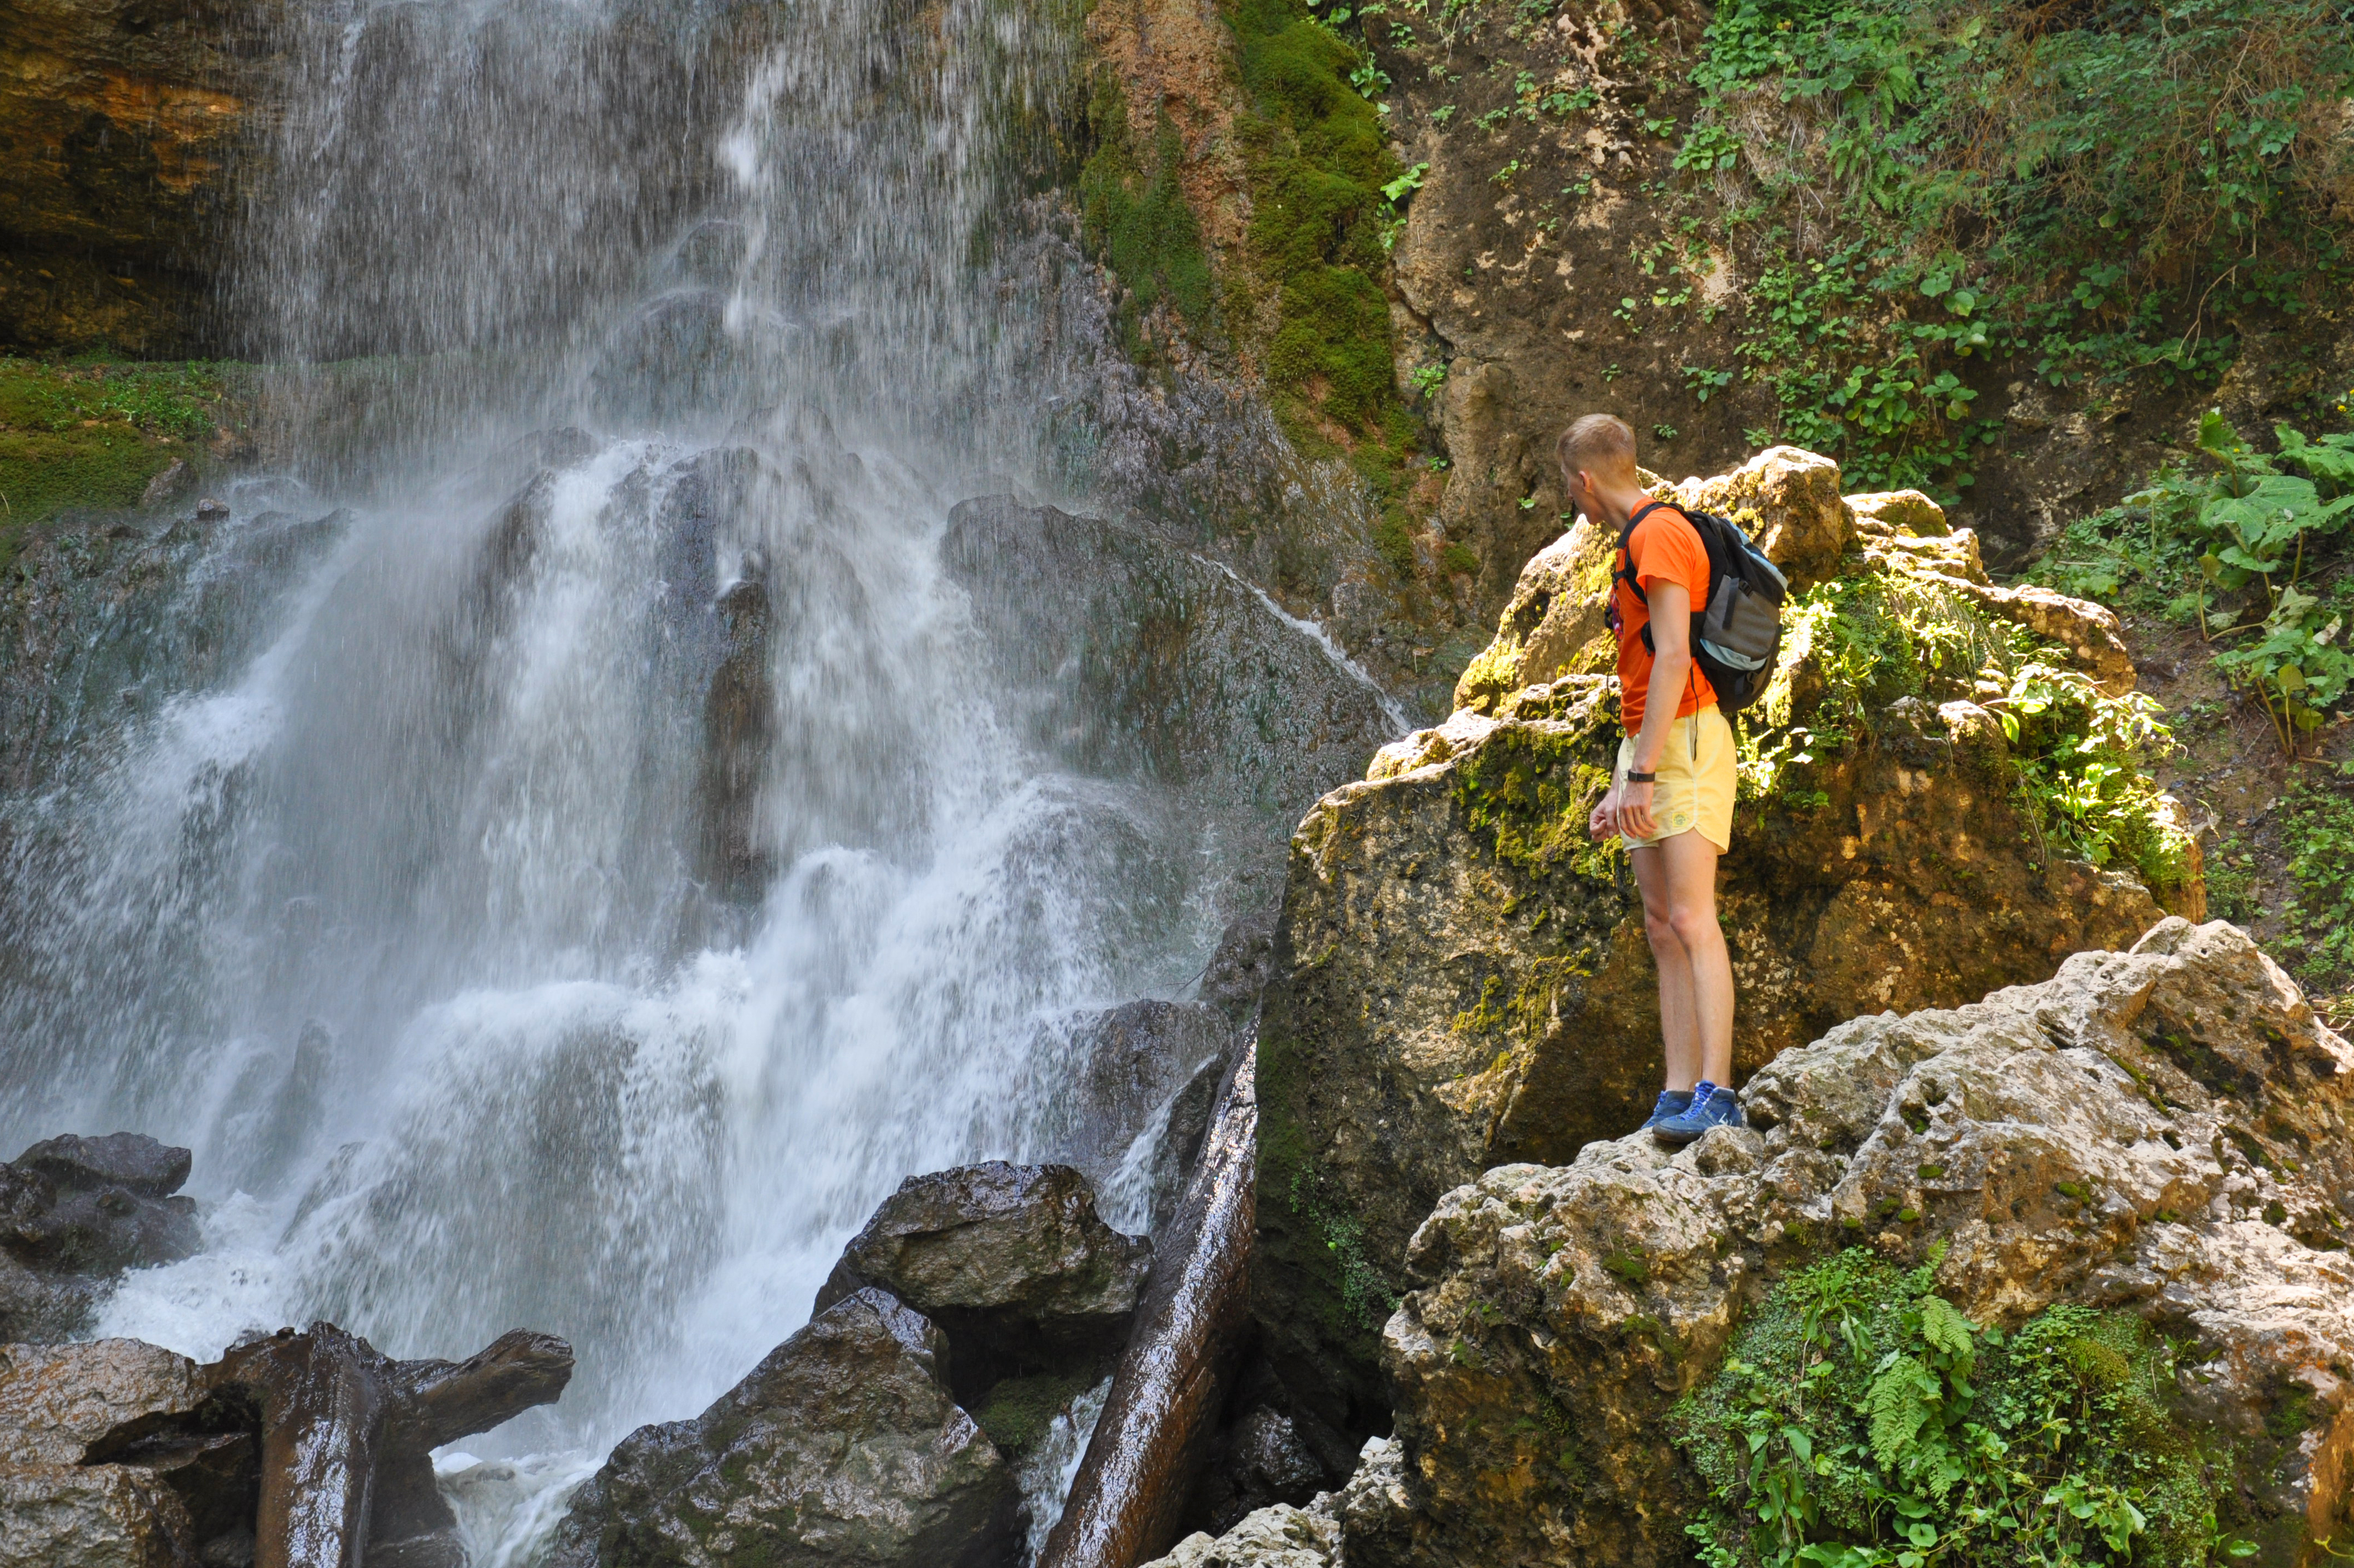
[
  {"left": 1657, "top": 828, "right": 1732, "bottom": 1086},
  {"left": 1632, "top": 843, "right": 1702, "bottom": 1091}
]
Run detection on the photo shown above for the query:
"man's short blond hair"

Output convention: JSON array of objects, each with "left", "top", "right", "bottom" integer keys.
[{"left": 1556, "top": 413, "right": 1638, "bottom": 486}]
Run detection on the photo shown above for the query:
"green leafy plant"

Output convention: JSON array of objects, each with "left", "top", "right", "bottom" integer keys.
[
  {"left": 1674, "top": 0, "right": 2354, "bottom": 499},
  {"left": 1673, "top": 1249, "right": 2255, "bottom": 1567}
]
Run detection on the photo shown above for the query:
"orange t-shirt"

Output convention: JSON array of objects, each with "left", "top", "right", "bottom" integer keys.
[{"left": 1612, "top": 502, "right": 1717, "bottom": 732}]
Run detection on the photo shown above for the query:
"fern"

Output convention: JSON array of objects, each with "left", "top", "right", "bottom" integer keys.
[{"left": 1669, "top": 1250, "right": 2254, "bottom": 1566}]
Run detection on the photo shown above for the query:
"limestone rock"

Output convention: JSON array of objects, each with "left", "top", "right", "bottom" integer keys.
[
  {"left": 814, "top": 1162, "right": 1152, "bottom": 1397},
  {"left": 0, "top": 1134, "right": 200, "bottom": 1342},
  {"left": 1257, "top": 651, "right": 2168, "bottom": 1432},
  {"left": 1664, "top": 444, "right": 1858, "bottom": 593},
  {"left": 1363, "top": 920, "right": 2354, "bottom": 1566},
  {"left": 548, "top": 1287, "right": 1019, "bottom": 1568},
  {"left": 1138, "top": 1495, "right": 1340, "bottom": 1568},
  {"left": 1846, "top": 488, "right": 1950, "bottom": 537}
]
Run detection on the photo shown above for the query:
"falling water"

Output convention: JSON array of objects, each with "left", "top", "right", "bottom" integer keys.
[{"left": 0, "top": 0, "right": 1341, "bottom": 1551}]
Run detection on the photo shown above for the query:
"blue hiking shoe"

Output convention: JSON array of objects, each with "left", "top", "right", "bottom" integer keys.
[
  {"left": 1653, "top": 1081, "right": 1746, "bottom": 1146},
  {"left": 1638, "top": 1089, "right": 1694, "bottom": 1132}
]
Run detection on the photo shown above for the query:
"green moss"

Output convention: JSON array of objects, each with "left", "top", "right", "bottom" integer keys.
[
  {"left": 1448, "top": 722, "right": 1620, "bottom": 875},
  {"left": 0, "top": 357, "right": 232, "bottom": 566},
  {"left": 1080, "top": 74, "right": 1214, "bottom": 345},
  {"left": 971, "top": 1370, "right": 1099, "bottom": 1459},
  {"left": 1232, "top": 0, "right": 1401, "bottom": 429}
]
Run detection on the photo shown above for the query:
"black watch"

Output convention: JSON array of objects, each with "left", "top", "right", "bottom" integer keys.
[{"left": 1625, "top": 770, "right": 1657, "bottom": 783}]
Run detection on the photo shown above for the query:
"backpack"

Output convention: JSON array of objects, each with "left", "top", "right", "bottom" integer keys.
[{"left": 1614, "top": 499, "right": 1789, "bottom": 715}]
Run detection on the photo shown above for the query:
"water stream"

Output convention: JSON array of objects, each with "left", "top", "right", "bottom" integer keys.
[{"left": 0, "top": 0, "right": 1314, "bottom": 1554}]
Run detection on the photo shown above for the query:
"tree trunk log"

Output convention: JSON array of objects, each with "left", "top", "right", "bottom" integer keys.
[{"left": 1037, "top": 1040, "right": 1257, "bottom": 1568}]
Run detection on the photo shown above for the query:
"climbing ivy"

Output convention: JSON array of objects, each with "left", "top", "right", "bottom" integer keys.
[
  {"left": 1672, "top": 1248, "right": 2258, "bottom": 1567},
  {"left": 1679, "top": 0, "right": 2354, "bottom": 497}
]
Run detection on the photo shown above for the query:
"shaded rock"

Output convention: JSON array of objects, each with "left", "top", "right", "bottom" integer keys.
[
  {"left": 548, "top": 1287, "right": 1018, "bottom": 1568},
  {"left": 1190, "top": 1407, "right": 1325, "bottom": 1536},
  {"left": 942, "top": 496, "right": 1405, "bottom": 917},
  {"left": 1139, "top": 1494, "right": 1339, "bottom": 1568},
  {"left": 1051, "top": 1001, "right": 1234, "bottom": 1196},
  {"left": 0, "top": 1134, "right": 199, "bottom": 1342},
  {"left": 0, "top": 0, "right": 284, "bottom": 353},
  {"left": 1360, "top": 919, "right": 2354, "bottom": 1566},
  {"left": 815, "top": 1163, "right": 1151, "bottom": 1401}
]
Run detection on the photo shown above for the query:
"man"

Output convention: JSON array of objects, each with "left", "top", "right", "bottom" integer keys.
[{"left": 1560, "top": 413, "right": 1742, "bottom": 1145}]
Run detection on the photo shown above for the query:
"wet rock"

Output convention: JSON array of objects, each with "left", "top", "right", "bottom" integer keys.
[
  {"left": 18, "top": 1134, "right": 191, "bottom": 1197},
  {"left": 1052, "top": 1001, "right": 1233, "bottom": 1195},
  {"left": 548, "top": 1287, "right": 1019, "bottom": 1568},
  {"left": 942, "top": 496, "right": 1404, "bottom": 918},
  {"left": 0, "top": 1133, "right": 199, "bottom": 1342},
  {"left": 1200, "top": 901, "right": 1282, "bottom": 1019},
  {"left": 0, "top": 1461, "right": 199, "bottom": 1568},
  {"left": 1038, "top": 1050, "right": 1258, "bottom": 1568},
  {"left": 815, "top": 1162, "right": 1151, "bottom": 1401},
  {"left": 1360, "top": 919, "right": 2354, "bottom": 1566},
  {"left": 0, "top": 1324, "right": 571, "bottom": 1568}
]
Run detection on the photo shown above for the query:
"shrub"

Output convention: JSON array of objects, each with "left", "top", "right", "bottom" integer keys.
[{"left": 1672, "top": 1248, "right": 2253, "bottom": 1567}]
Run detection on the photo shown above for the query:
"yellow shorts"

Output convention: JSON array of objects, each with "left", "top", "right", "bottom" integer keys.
[{"left": 1616, "top": 706, "right": 1736, "bottom": 853}]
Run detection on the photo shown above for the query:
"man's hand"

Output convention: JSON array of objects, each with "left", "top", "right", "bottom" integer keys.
[
  {"left": 1617, "top": 778, "right": 1658, "bottom": 841},
  {"left": 1588, "top": 788, "right": 1616, "bottom": 841}
]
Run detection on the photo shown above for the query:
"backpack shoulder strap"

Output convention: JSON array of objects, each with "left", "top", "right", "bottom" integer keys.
[{"left": 1614, "top": 499, "right": 1679, "bottom": 605}]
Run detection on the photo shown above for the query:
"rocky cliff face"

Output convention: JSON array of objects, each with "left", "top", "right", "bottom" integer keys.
[
  {"left": 1252, "top": 445, "right": 2195, "bottom": 1440},
  {"left": 0, "top": 0, "right": 280, "bottom": 354}
]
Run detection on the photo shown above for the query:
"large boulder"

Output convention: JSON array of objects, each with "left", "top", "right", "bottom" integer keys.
[
  {"left": 548, "top": 1287, "right": 1020, "bottom": 1568},
  {"left": 1359, "top": 919, "right": 2354, "bottom": 1566},
  {"left": 0, "top": 1133, "right": 200, "bottom": 1342},
  {"left": 0, "top": 1339, "right": 208, "bottom": 1568},
  {"left": 815, "top": 1162, "right": 1152, "bottom": 1400},
  {"left": 1259, "top": 447, "right": 2197, "bottom": 1439}
]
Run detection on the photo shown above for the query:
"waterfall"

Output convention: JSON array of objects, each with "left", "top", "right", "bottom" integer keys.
[{"left": 0, "top": 0, "right": 1290, "bottom": 1550}]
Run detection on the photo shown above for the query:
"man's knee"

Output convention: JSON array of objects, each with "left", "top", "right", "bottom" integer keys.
[
  {"left": 1665, "top": 901, "right": 1721, "bottom": 950},
  {"left": 1642, "top": 908, "right": 1682, "bottom": 952}
]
